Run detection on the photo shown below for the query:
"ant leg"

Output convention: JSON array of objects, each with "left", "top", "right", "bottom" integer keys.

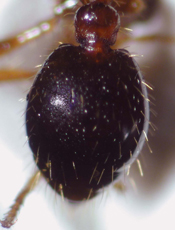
[
  {"left": 117, "top": 33, "right": 175, "bottom": 46},
  {"left": 0, "top": 17, "right": 59, "bottom": 57},
  {"left": 0, "top": 0, "right": 78, "bottom": 57},
  {"left": 0, "top": 69, "right": 37, "bottom": 81},
  {"left": 134, "top": 34, "right": 175, "bottom": 44},
  {"left": 0, "top": 171, "right": 41, "bottom": 229}
]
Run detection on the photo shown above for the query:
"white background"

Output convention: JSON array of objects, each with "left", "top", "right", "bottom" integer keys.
[{"left": 0, "top": 0, "right": 175, "bottom": 230}]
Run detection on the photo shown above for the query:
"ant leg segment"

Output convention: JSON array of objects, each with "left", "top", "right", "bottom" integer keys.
[
  {"left": 0, "top": 171, "right": 41, "bottom": 229},
  {"left": 0, "top": 12, "right": 63, "bottom": 56},
  {"left": 0, "top": 69, "right": 37, "bottom": 81},
  {"left": 133, "top": 34, "right": 175, "bottom": 44},
  {"left": 0, "top": 17, "right": 62, "bottom": 56},
  {"left": 0, "top": 0, "right": 78, "bottom": 56},
  {"left": 116, "top": 33, "right": 175, "bottom": 47}
]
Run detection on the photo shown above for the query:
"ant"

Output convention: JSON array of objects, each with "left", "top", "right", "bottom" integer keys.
[{"left": 0, "top": 0, "right": 175, "bottom": 229}]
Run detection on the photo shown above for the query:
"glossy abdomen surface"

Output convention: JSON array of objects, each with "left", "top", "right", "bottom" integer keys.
[{"left": 26, "top": 44, "right": 147, "bottom": 200}]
